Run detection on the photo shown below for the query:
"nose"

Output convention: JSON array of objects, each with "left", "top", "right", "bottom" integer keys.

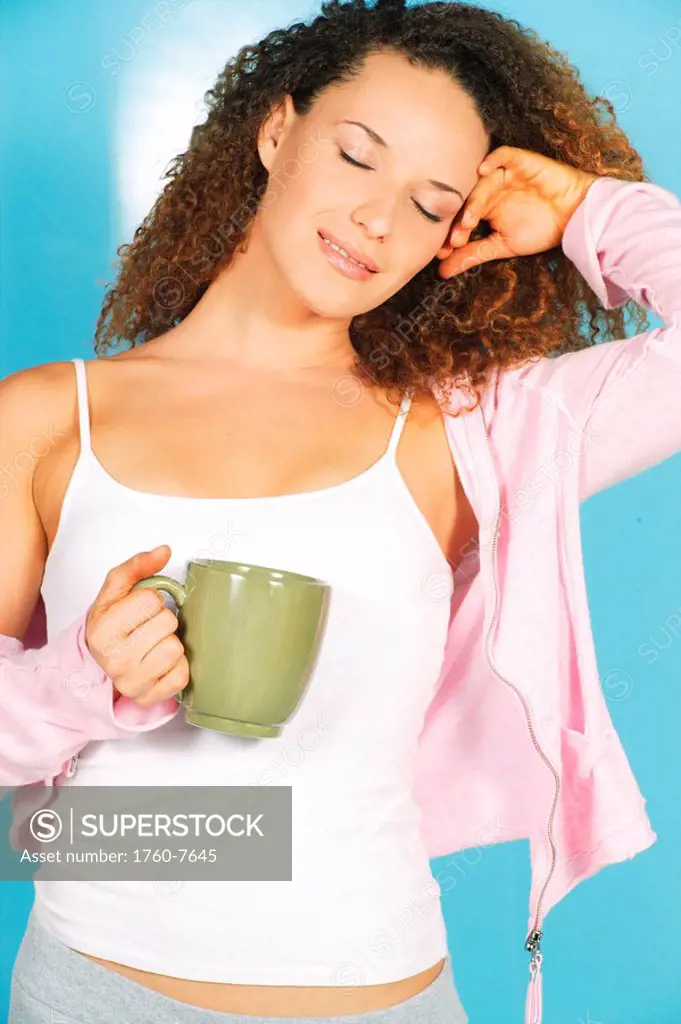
[{"left": 350, "top": 194, "right": 396, "bottom": 240}]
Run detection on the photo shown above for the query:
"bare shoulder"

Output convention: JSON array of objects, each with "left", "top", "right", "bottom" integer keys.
[
  {"left": 0, "top": 358, "right": 65, "bottom": 400},
  {"left": 0, "top": 350, "right": 149, "bottom": 433},
  {"left": 0, "top": 360, "right": 82, "bottom": 444}
]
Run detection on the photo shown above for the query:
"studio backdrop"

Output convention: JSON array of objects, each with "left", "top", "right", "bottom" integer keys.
[{"left": 0, "top": 1, "right": 680, "bottom": 1022}]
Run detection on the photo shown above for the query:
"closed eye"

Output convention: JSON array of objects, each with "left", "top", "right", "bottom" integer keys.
[
  {"left": 339, "top": 149, "right": 373, "bottom": 171},
  {"left": 412, "top": 200, "right": 443, "bottom": 224},
  {"left": 338, "top": 149, "right": 444, "bottom": 224}
]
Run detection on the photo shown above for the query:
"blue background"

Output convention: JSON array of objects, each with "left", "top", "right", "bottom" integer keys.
[{"left": 1, "top": 1, "right": 680, "bottom": 1021}]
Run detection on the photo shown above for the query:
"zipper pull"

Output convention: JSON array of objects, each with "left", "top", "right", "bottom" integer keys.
[
  {"left": 525, "top": 929, "right": 543, "bottom": 1024},
  {"left": 64, "top": 754, "right": 79, "bottom": 779}
]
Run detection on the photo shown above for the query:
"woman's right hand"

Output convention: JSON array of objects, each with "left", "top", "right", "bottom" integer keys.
[{"left": 84, "top": 544, "right": 189, "bottom": 708}]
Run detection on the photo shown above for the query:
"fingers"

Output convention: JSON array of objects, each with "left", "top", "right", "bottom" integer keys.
[
  {"left": 478, "top": 145, "right": 519, "bottom": 175},
  {"left": 115, "top": 629, "right": 187, "bottom": 704},
  {"left": 105, "top": 604, "right": 180, "bottom": 676},
  {"left": 134, "top": 655, "right": 190, "bottom": 708},
  {"left": 439, "top": 155, "right": 516, "bottom": 277},
  {"left": 135, "top": 631, "right": 186, "bottom": 692},
  {"left": 130, "top": 639, "right": 190, "bottom": 706},
  {"left": 437, "top": 238, "right": 483, "bottom": 278},
  {"left": 90, "top": 586, "right": 167, "bottom": 662},
  {"left": 444, "top": 166, "right": 505, "bottom": 257},
  {"left": 95, "top": 546, "right": 171, "bottom": 610},
  {"left": 438, "top": 231, "right": 512, "bottom": 278}
]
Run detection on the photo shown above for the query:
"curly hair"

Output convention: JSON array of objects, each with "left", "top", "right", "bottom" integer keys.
[{"left": 93, "top": 0, "right": 650, "bottom": 413}]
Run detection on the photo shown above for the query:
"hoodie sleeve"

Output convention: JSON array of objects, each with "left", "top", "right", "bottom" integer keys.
[
  {"left": 0, "top": 604, "right": 179, "bottom": 788},
  {"left": 509, "top": 175, "right": 681, "bottom": 501}
]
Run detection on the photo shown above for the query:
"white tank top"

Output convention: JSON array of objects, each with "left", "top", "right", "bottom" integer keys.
[{"left": 34, "top": 357, "right": 453, "bottom": 985}]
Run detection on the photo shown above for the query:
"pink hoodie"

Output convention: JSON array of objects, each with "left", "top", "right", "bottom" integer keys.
[{"left": 1, "top": 175, "right": 679, "bottom": 1023}]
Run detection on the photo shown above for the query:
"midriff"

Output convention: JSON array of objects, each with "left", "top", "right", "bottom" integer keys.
[{"left": 77, "top": 951, "right": 446, "bottom": 1016}]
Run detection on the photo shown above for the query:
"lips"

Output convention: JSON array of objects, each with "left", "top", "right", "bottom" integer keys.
[{"left": 318, "top": 230, "right": 379, "bottom": 273}]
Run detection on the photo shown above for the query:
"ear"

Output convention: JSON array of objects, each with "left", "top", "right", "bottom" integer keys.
[{"left": 257, "top": 94, "right": 296, "bottom": 171}]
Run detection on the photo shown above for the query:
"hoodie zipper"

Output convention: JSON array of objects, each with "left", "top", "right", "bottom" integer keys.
[{"left": 479, "top": 418, "right": 561, "bottom": 994}]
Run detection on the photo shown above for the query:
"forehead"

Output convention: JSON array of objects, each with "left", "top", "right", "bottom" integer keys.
[{"left": 315, "top": 50, "right": 489, "bottom": 154}]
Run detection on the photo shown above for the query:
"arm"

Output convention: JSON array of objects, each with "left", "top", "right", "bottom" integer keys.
[
  {"left": 0, "top": 366, "right": 178, "bottom": 789},
  {"left": 512, "top": 176, "right": 681, "bottom": 500},
  {"left": 0, "top": 611, "right": 179, "bottom": 787}
]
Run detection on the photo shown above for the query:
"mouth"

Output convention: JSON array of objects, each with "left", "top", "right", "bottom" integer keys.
[{"left": 318, "top": 230, "right": 379, "bottom": 274}]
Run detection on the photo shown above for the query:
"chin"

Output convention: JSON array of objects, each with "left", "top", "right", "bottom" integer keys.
[{"left": 288, "top": 274, "right": 373, "bottom": 320}]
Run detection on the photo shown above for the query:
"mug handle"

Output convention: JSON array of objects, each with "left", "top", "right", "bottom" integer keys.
[{"left": 132, "top": 575, "right": 188, "bottom": 704}]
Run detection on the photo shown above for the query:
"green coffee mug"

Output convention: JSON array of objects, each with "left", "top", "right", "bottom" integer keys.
[{"left": 131, "top": 558, "right": 330, "bottom": 738}]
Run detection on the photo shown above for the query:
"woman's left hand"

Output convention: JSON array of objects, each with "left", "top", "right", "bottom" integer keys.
[{"left": 437, "top": 146, "right": 601, "bottom": 278}]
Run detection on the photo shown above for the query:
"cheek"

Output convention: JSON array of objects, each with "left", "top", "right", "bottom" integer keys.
[
  {"left": 259, "top": 188, "right": 337, "bottom": 293},
  {"left": 261, "top": 176, "right": 305, "bottom": 228},
  {"left": 260, "top": 179, "right": 314, "bottom": 254},
  {"left": 394, "top": 234, "right": 444, "bottom": 283}
]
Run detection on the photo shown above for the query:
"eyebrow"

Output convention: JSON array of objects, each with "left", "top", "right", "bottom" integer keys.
[{"left": 338, "top": 119, "right": 465, "bottom": 201}]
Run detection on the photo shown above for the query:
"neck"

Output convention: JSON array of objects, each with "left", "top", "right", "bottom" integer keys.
[{"left": 165, "top": 217, "right": 359, "bottom": 380}]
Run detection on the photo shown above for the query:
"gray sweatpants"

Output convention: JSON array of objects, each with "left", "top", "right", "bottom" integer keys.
[{"left": 9, "top": 909, "right": 469, "bottom": 1024}]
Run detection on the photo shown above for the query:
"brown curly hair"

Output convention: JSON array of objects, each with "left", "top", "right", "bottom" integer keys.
[{"left": 93, "top": 0, "right": 650, "bottom": 413}]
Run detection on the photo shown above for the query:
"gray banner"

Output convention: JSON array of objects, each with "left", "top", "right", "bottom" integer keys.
[{"left": 0, "top": 785, "right": 291, "bottom": 881}]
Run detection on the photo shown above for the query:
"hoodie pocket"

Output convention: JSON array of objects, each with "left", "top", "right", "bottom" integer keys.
[{"left": 560, "top": 725, "right": 603, "bottom": 778}]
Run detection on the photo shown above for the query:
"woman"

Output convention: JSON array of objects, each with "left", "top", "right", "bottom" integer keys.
[{"left": 1, "top": 0, "right": 679, "bottom": 1021}]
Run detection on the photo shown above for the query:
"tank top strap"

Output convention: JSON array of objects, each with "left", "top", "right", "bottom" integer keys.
[
  {"left": 384, "top": 390, "right": 413, "bottom": 458},
  {"left": 71, "top": 358, "right": 92, "bottom": 454}
]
